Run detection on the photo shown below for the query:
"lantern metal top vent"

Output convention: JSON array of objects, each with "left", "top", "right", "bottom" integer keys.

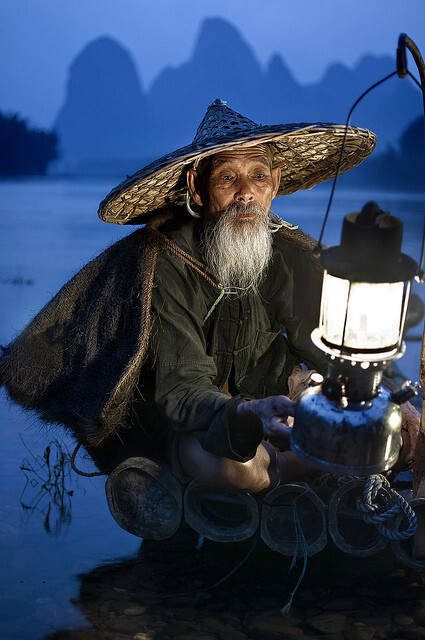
[{"left": 290, "top": 34, "right": 424, "bottom": 476}]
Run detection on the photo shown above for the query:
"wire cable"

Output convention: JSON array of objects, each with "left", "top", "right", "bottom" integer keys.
[{"left": 316, "top": 33, "right": 425, "bottom": 262}]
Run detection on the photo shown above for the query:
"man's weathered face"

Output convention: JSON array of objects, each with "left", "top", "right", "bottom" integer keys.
[
  {"left": 187, "top": 145, "right": 281, "bottom": 224},
  {"left": 186, "top": 145, "right": 280, "bottom": 289}
]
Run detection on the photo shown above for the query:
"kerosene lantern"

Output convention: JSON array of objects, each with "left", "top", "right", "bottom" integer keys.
[{"left": 290, "top": 201, "right": 418, "bottom": 474}]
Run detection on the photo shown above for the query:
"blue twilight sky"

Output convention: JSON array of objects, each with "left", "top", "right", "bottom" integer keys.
[{"left": 1, "top": 0, "right": 425, "bottom": 129}]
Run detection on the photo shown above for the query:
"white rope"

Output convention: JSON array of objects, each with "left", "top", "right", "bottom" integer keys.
[
  {"left": 268, "top": 211, "right": 299, "bottom": 233},
  {"left": 202, "top": 284, "right": 262, "bottom": 324},
  {"left": 356, "top": 474, "right": 417, "bottom": 540},
  {"left": 280, "top": 487, "right": 309, "bottom": 615}
]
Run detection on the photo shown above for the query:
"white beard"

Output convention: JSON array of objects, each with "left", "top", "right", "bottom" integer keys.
[{"left": 202, "top": 203, "right": 273, "bottom": 291}]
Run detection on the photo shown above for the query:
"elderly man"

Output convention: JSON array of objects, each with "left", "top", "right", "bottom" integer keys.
[
  {"left": 137, "top": 142, "right": 319, "bottom": 497},
  {"left": 0, "top": 100, "right": 419, "bottom": 539}
]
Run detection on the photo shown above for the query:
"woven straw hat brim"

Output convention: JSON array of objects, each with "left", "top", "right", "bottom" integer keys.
[{"left": 98, "top": 122, "right": 376, "bottom": 225}]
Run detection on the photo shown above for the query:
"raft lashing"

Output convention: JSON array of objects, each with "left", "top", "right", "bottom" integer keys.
[{"left": 181, "top": 475, "right": 425, "bottom": 570}]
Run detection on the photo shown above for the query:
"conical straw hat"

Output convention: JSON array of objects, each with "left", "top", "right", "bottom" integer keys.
[{"left": 98, "top": 99, "right": 376, "bottom": 225}]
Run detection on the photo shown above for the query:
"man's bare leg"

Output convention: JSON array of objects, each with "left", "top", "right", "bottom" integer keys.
[{"left": 177, "top": 433, "right": 317, "bottom": 494}]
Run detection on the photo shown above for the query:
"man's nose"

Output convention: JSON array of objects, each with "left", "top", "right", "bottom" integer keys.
[{"left": 234, "top": 177, "right": 254, "bottom": 202}]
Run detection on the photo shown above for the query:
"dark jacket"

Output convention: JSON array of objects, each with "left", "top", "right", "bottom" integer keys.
[
  {"left": 0, "top": 207, "right": 325, "bottom": 471},
  {"left": 132, "top": 215, "right": 325, "bottom": 463}
]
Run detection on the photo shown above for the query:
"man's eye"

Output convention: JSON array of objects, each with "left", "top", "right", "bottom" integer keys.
[{"left": 255, "top": 173, "right": 265, "bottom": 179}]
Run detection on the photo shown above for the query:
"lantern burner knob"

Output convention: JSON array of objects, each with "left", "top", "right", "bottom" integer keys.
[{"left": 391, "top": 380, "right": 420, "bottom": 405}]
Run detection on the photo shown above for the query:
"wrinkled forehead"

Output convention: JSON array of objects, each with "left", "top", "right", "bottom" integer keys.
[
  {"left": 196, "top": 143, "right": 273, "bottom": 176},
  {"left": 212, "top": 144, "right": 272, "bottom": 166}
]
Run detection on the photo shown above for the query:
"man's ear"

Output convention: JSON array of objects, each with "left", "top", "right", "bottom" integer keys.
[
  {"left": 271, "top": 166, "right": 281, "bottom": 198},
  {"left": 187, "top": 169, "right": 204, "bottom": 207}
]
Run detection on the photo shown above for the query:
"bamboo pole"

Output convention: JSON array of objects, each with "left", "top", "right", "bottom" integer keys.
[
  {"left": 412, "top": 325, "right": 425, "bottom": 555},
  {"left": 413, "top": 327, "right": 425, "bottom": 497}
]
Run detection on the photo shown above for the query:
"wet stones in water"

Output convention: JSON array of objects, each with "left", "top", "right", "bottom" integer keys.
[
  {"left": 305, "top": 612, "right": 348, "bottom": 635},
  {"left": 46, "top": 529, "right": 425, "bottom": 640}
]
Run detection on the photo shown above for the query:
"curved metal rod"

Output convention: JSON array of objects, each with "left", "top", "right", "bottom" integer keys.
[
  {"left": 315, "top": 34, "right": 425, "bottom": 271},
  {"left": 398, "top": 34, "right": 425, "bottom": 111},
  {"left": 314, "top": 71, "right": 397, "bottom": 253}
]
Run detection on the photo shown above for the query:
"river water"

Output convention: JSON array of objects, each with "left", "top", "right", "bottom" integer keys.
[{"left": 0, "top": 177, "right": 424, "bottom": 639}]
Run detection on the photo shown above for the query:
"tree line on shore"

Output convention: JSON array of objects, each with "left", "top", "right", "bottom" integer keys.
[{"left": 0, "top": 111, "right": 58, "bottom": 176}]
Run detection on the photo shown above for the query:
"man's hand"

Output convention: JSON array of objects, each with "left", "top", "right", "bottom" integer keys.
[
  {"left": 235, "top": 396, "right": 421, "bottom": 464},
  {"left": 401, "top": 400, "right": 421, "bottom": 464},
  {"left": 236, "top": 395, "right": 295, "bottom": 440}
]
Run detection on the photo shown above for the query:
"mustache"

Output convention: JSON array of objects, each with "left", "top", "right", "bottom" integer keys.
[{"left": 221, "top": 202, "right": 268, "bottom": 217}]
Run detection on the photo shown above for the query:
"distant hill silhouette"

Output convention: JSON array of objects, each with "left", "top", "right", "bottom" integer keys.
[
  {"left": 50, "top": 17, "right": 423, "bottom": 182},
  {"left": 53, "top": 36, "right": 153, "bottom": 173},
  {"left": 147, "top": 18, "right": 264, "bottom": 154},
  {"left": 0, "top": 111, "right": 58, "bottom": 176}
]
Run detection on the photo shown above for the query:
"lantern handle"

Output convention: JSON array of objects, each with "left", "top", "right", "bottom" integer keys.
[
  {"left": 315, "top": 34, "right": 425, "bottom": 273},
  {"left": 397, "top": 34, "right": 425, "bottom": 113},
  {"left": 314, "top": 70, "right": 397, "bottom": 255}
]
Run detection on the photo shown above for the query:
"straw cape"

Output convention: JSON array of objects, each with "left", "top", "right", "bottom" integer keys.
[
  {"left": 0, "top": 100, "right": 376, "bottom": 458},
  {"left": 99, "top": 98, "right": 376, "bottom": 225}
]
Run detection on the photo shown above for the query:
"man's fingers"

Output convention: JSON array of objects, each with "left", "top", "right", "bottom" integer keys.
[
  {"left": 265, "top": 418, "right": 293, "bottom": 436},
  {"left": 238, "top": 395, "right": 296, "bottom": 438},
  {"left": 273, "top": 415, "right": 294, "bottom": 427},
  {"left": 273, "top": 396, "right": 295, "bottom": 417}
]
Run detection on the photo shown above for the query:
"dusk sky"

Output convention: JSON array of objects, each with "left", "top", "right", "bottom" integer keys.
[{"left": 2, "top": 0, "right": 425, "bottom": 129}]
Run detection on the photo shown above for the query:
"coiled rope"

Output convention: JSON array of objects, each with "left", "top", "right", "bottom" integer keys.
[{"left": 356, "top": 474, "right": 417, "bottom": 540}]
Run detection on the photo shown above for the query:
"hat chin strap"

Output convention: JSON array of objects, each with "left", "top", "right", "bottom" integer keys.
[{"left": 186, "top": 190, "right": 202, "bottom": 219}]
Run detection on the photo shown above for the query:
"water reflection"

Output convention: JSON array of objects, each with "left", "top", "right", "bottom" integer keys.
[
  {"left": 43, "top": 528, "right": 425, "bottom": 639},
  {"left": 20, "top": 438, "right": 74, "bottom": 536}
]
